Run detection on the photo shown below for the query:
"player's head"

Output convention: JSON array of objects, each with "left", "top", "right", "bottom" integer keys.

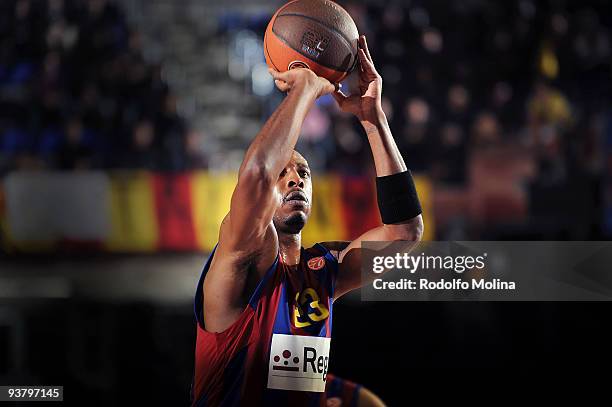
[{"left": 273, "top": 150, "right": 312, "bottom": 235}]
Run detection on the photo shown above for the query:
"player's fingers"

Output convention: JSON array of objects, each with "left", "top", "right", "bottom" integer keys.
[
  {"left": 275, "top": 79, "right": 290, "bottom": 92},
  {"left": 358, "top": 35, "right": 365, "bottom": 52},
  {"left": 268, "top": 68, "right": 289, "bottom": 82},
  {"left": 360, "top": 35, "right": 374, "bottom": 64},
  {"left": 358, "top": 49, "right": 378, "bottom": 76},
  {"left": 320, "top": 80, "right": 336, "bottom": 96}
]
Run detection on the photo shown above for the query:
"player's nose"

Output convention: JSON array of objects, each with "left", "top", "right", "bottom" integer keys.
[{"left": 287, "top": 170, "right": 304, "bottom": 189}]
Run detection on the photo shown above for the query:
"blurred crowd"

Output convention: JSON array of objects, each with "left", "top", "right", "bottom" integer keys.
[
  {"left": 295, "top": 1, "right": 611, "bottom": 183},
  {"left": 1, "top": 0, "right": 611, "bottom": 237},
  {"left": 0, "top": 0, "right": 199, "bottom": 172},
  {"left": 338, "top": 1, "right": 609, "bottom": 239},
  {"left": 1, "top": 0, "right": 610, "bottom": 176}
]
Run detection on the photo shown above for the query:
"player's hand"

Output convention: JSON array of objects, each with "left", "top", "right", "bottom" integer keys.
[
  {"left": 269, "top": 67, "right": 336, "bottom": 98},
  {"left": 332, "top": 35, "right": 383, "bottom": 125}
]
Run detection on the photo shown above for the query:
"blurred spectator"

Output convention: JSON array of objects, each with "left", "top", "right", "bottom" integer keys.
[
  {"left": 471, "top": 112, "right": 502, "bottom": 148},
  {"left": 527, "top": 80, "right": 572, "bottom": 131},
  {"left": 330, "top": 117, "right": 368, "bottom": 174},
  {"left": 122, "top": 119, "right": 157, "bottom": 170},
  {"left": 446, "top": 84, "right": 471, "bottom": 126},
  {"left": 185, "top": 129, "right": 209, "bottom": 170},
  {"left": 156, "top": 93, "right": 188, "bottom": 171},
  {"left": 57, "top": 116, "right": 97, "bottom": 170},
  {"left": 432, "top": 122, "right": 467, "bottom": 185},
  {"left": 400, "top": 97, "right": 435, "bottom": 172}
]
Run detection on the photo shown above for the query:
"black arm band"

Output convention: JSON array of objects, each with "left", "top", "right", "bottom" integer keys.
[{"left": 376, "top": 170, "right": 422, "bottom": 224}]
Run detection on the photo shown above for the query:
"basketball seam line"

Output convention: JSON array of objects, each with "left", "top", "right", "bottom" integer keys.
[
  {"left": 271, "top": 15, "right": 356, "bottom": 73},
  {"left": 265, "top": 33, "right": 281, "bottom": 73}
]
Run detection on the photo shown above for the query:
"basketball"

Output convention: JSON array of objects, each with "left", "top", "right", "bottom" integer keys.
[{"left": 264, "top": 0, "right": 360, "bottom": 84}]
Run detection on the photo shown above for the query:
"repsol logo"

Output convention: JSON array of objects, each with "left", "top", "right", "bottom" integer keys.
[
  {"left": 267, "top": 334, "right": 331, "bottom": 393},
  {"left": 304, "top": 346, "right": 329, "bottom": 380},
  {"left": 272, "top": 347, "right": 329, "bottom": 381}
]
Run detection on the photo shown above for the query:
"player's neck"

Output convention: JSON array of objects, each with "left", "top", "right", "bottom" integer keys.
[{"left": 278, "top": 232, "right": 302, "bottom": 266}]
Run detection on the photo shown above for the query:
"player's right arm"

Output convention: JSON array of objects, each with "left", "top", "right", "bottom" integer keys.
[{"left": 203, "top": 68, "right": 335, "bottom": 333}]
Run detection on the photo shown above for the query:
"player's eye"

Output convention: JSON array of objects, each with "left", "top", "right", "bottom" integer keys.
[{"left": 300, "top": 170, "right": 310, "bottom": 178}]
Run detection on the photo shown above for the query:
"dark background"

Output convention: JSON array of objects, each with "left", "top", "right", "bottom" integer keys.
[{"left": 3, "top": 298, "right": 611, "bottom": 405}]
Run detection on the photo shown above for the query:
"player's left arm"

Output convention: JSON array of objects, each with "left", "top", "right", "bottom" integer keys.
[{"left": 329, "top": 34, "right": 424, "bottom": 299}]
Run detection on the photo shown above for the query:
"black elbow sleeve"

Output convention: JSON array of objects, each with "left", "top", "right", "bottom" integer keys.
[{"left": 376, "top": 170, "right": 422, "bottom": 224}]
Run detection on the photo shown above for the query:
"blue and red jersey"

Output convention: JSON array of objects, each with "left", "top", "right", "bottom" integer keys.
[
  {"left": 192, "top": 243, "right": 338, "bottom": 407},
  {"left": 325, "top": 374, "right": 361, "bottom": 407}
]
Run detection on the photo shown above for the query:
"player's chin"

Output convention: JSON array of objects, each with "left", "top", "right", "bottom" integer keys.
[
  {"left": 283, "top": 211, "right": 308, "bottom": 233},
  {"left": 287, "top": 202, "right": 310, "bottom": 218}
]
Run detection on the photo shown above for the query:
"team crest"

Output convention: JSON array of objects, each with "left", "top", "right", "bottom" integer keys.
[{"left": 307, "top": 256, "right": 325, "bottom": 271}]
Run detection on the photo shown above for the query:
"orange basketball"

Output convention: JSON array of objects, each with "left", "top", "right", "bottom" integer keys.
[{"left": 264, "top": 0, "right": 359, "bottom": 84}]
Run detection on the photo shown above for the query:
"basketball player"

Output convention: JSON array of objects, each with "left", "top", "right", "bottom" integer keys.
[{"left": 192, "top": 35, "right": 423, "bottom": 406}]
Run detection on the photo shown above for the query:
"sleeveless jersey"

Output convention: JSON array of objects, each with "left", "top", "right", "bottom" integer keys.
[{"left": 192, "top": 243, "right": 338, "bottom": 407}]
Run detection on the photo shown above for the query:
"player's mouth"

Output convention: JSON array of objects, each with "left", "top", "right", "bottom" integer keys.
[{"left": 283, "top": 190, "right": 309, "bottom": 206}]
